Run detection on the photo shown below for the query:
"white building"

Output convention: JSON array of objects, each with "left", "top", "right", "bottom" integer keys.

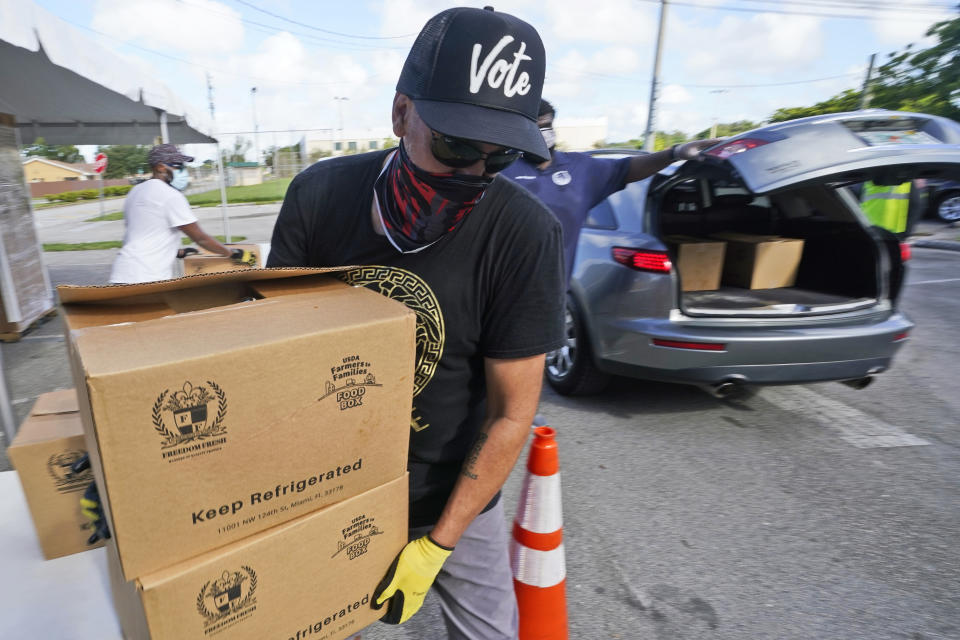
[
  {"left": 554, "top": 117, "right": 609, "bottom": 151},
  {"left": 302, "top": 118, "right": 609, "bottom": 159},
  {"left": 304, "top": 128, "right": 395, "bottom": 159}
]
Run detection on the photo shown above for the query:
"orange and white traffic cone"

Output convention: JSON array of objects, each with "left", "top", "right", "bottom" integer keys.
[{"left": 511, "top": 426, "right": 568, "bottom": 640}]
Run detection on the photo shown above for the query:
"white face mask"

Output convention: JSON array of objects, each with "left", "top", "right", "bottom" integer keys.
[
  {"left": 169, "top": 168, "right": 190, "bottom": 191},
  {"left": 540, "top": 126, "right": 556, "bottom": 150}
]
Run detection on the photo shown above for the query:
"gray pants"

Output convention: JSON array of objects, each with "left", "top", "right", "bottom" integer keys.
[{"left": 356, "top": 500, "right": 518, "bottom": 640}]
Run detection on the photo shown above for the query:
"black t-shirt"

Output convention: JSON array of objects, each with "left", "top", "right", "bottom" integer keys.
[{"left": 268, "top": 149, "right": 565, "bottom": 526}]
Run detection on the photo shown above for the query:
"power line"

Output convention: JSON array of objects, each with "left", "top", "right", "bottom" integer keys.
[
  {"left": 60, "top": 17, "right": 391, "bottom": 88},
  {"left": 677, "top": 72, "right": 863, "bottom": 89},
  {"left": 635, "top": 0, "right": 957, "bottom": 21},
  {"left": 733, "top": 0, "right": 957, "bottom": 13},
  {"left": 180, "top": 0, "right": 408, "bottom": 51},
  {"left": 231, "top": 0, "right": 417, "bottom": 40}
]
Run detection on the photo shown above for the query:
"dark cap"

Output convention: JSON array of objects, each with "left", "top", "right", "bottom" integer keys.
[
  {"left": 397, "top": 6, "right": 548, "bottom": 161},
  {"left": 147, "top": 143, "right": 194, "bottom": 167}
]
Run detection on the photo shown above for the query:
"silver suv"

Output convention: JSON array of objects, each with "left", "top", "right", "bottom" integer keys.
[{"left": 546, "top": 109, "right": 960, "bottom": 397}]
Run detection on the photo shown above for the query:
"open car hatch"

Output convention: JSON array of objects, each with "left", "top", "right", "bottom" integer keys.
[{"left": 691, "top": 110, "right": 960, "bottom": 194}]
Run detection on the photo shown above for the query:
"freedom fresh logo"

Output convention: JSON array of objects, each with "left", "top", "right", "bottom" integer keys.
[
  {"left": 152, "top": 381, "right": 228, "bottom": 463},
  {"left": 46, "top": 450, "right": 90, "bottom": 494},
  {"left": 196, "top": 566, "right": 258, "bottom": 635}
]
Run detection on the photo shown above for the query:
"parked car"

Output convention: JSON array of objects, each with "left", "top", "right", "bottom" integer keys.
[
  {"left": 922, "top": 178, "right": 960, "bottom": 222},
  {"left": 546, "top": 109, "right": 960, "bottom": 397}
]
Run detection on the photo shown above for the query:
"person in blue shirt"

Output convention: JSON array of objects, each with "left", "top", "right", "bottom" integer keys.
[{"left": 501, "top": 99, "right": 719, "bottom": 285}]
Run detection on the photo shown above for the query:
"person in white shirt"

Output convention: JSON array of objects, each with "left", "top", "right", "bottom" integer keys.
[{"left": 109, "top": 144, "right": 251, "bottom": 283}]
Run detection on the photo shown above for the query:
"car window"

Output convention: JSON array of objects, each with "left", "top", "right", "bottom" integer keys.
[{"left": 584, "top": 199, "right": 618, "bottom": 230}]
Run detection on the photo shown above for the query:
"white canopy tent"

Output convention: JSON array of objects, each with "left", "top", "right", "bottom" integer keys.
[
  {"left": 0, "top": 0, "right": 232, "bottom": 445},
  {"left": 0, "top": 0, "right": 215, "bottom": 145}
]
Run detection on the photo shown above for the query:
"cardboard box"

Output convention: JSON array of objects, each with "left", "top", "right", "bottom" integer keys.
[
  {"left": 59, "top": 269, "right": 415, "bottom": 579},
  {"left": 108, "top": 475, "right": 407, "bottom": 640},
  {"left": 666, "top": 236, "right": 727, "bottom": 292},
  {"left": 8, "top": 388, "right": 105, "bottom": 559},
  {"left": 713, "top": 233, "right": 805, "bottom": 289},
  {"left": 182, "top": 243, "right": 268, "bottom": 276}
]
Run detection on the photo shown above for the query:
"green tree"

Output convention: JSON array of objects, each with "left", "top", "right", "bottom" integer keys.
[
  {"left": 694, "top": 120, "right": 763, "bottom": 139},
  {"left": 604, "top": 131, "right": 690, "bottom": 151},
  {"left": 771, "top": 12, "right": 960, "bottom": 122},
  {"left": 222, "top": 137, "right": 252, "bottom": 164},
  {"left": 97, "top": 145, "right": 150, "bottom": 179},
  {"left": 263, "top": 143, "right": 300, "bottom": 168},
  {"left": 22, "top": 137, "right": 83, "bottom": 164}
]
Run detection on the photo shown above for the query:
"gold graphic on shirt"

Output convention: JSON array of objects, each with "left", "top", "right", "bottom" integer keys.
[{"left": 339, "top": 267, "right": 443, "bottom": 432}]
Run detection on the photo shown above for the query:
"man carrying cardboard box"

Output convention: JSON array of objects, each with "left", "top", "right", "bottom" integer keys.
[
  {"left": 109, "top": 143, "right": 255, "bottom": 284},
  {"left": 267, "top": 7, "right": 565, "bottom": 639}
]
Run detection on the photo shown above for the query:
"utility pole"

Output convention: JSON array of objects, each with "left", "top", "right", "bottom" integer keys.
[
  {"left": 709, "top": 89, "right": 728, "bottom": 139},
  {"left": 334, "top": 96, "right": 349, "bottom": 155},
  {"left": 207, "top": 72, "right": 231, "bottom": 242},
  {"left": 251, "top": 87, "right": 260, "bottom": 170},
  {"left": 643, "top": 0, "right": 668, "bottom": 152},
  {"left": 859, "top": 53, "right": 876, "bottom": 110}
]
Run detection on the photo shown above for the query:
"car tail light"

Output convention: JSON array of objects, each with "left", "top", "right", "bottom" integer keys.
[
  {"left": 893, "top": 331, "right": 909, "bottom": 342},
  {"left": 652, "top": 339, "right": 727, "bottom": 351},
  {"left": 705, "top": 138, "right": 770, "bottom": 159},
  {"left": 899, "top": 243, "right": 911, "bottom": 262},
  {"left": 612, "top": 247, "right": 672, "bottom": 273}
]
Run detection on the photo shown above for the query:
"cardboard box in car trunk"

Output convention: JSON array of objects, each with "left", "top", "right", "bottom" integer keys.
[
  {"left": 181, "top": 243, "right": 267, "bottom": 276},
  {"left": 8, "top": 388, "right": 105, "bottom": 559},
  {"left": 665, "top": 236, "right": 727, "bottom": 291},
  {"left": 58, "top": 269, "right": 415, "bottom": 580},
  {"left": 107, "top": 475, "right": 407, "bottom": 640},
  {"left": 713, "top": 233, "right": 805, "bottom": 289}
]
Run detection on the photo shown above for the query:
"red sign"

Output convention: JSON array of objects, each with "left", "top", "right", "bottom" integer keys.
[{"left": 93, "top": 153, "right": 108, "bottom": 174}]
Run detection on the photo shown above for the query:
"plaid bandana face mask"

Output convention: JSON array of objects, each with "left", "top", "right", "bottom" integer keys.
[{"left": 374, "top": 141, "right": 493, "bottom": 254}]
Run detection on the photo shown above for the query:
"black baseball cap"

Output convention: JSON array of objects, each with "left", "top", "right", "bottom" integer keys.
[
  {"left": 147, "top": 143, "right": 194, "bottom": 166},
  {"left": 397, "top": 6, "right": 548, "bottom": 161}
]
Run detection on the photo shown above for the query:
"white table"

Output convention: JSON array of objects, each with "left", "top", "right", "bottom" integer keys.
[{"left": 0, "top": 470, "right": 122, "bottom": 638}]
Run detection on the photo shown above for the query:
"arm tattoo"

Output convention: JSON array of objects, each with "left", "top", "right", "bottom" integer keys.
[{"left": 461, "top": 432, "right": 488, "bottom": 480}]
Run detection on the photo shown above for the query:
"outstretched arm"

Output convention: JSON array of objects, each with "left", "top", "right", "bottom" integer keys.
[{"left": 625, "top": 138, "right": 723, "bottom": 183}]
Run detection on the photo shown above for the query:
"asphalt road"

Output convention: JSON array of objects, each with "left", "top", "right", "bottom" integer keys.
[{"left": 1, "top": 223, "right": 958, "bottom": 638}]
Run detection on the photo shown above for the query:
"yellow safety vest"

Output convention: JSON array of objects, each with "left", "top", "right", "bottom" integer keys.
[{"left": 861, "top": 181, "right": 910, "bottom": 233}]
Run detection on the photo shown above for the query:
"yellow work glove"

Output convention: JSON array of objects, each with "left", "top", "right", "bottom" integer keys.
[
  {"left": 71, "top": 454, "right": 111, "bottom": 544},
  {"left": 372, "top": 535, "right": 453, "bottom": 624},
  {"left": 229, "top": 248, "right": 257, "bottom": 266}
]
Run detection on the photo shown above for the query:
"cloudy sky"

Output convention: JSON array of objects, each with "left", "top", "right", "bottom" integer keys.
[{"left": 33, "top": 0, "right": 958, "bottom": 161}]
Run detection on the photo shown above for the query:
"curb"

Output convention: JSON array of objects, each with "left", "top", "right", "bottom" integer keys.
[{"left": 911, "top": 240, "right": 960, "bottom": 252}]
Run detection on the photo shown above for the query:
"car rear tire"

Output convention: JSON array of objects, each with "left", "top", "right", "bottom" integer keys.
[
  {"left": 545, "top": 295, "right": 610, "bottom": 396},
  {"left": 932, "top": 191, "right": 960, "bottom": 222}
]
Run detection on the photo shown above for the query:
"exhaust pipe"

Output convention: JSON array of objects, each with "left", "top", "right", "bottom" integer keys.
[
  {"left": 840, "top": 376, "right": 874, "bottom": 390},
  {"left": 702, "top": 380, "right": 743, "bottom": 399}
]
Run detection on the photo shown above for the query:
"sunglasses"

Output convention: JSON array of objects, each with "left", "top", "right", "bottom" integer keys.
[
  {"left": 165, "top": 162, "right": 184, "bottom": 170},
  {"left": 430, "top": 132, "right": 522, "bottom": 173}
]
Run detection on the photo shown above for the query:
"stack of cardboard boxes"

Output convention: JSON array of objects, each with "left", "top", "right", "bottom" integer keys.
[
  {"left": 52, "top": 269, "right": 417, "bottom": 639},
  {"left": 667, "top": 234, "right": 806, "bottom": 292},
  {"left": 8, "top": 388, "right": 104, "bottom": 559}
]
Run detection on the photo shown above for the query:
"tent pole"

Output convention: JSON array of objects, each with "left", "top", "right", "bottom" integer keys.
[
  {"left": 214, "top": 141, "right": 230, "bottom": 242},
  {"left": 0, "top": 347, "right": 16, "bottom": 446},
  {"left": 159, "top": 111, "right": 169, "bottom": 143}
]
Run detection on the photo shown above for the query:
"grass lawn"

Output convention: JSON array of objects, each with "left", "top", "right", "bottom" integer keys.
[
  {"left": 35, "top": 196, "right": 125, "bottom": 211},
  {"left": 187, "top": 178, "right": 292, "bottom": 207},
  {"left": 43, "top": 241, "right": 122, "bottom": 251},
  {"left": 43, "top": 236, "right": 246, "bottom": 251},
  {"left": 85, "top": 211, "right": 124, "bottom": 222},
  {"left": 182, "top": 235, "right": 246, "bottom": 245}
]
